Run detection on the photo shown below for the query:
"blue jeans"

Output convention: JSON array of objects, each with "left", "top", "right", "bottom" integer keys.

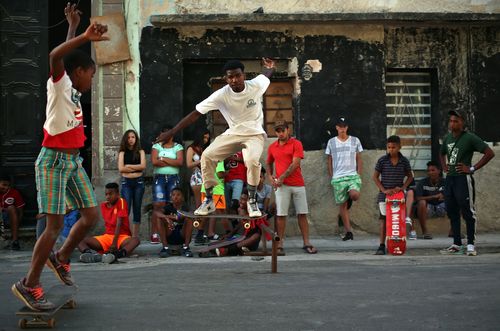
[
  {"left": 121, "top": 176, "right": 145, "bottom": 224},
  {"left": 153, "top": 174, "right": 180, "bottom": 203},
  {"left": 225, "top": 179, "right": 244, "bottom": 202}
]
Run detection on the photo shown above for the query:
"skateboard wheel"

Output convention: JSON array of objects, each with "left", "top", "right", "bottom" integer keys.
[
  {"left": 244, "top": 222, "right": 250, "bottom": 229},
  {"left": 67, "top": 300, "right": 77, "bottom": 309},
  {"left": 18, "top": 319, "right": 27, "bottom": 329},
  {"left": 193, "top": 220, "right": 200, "bottom": 228},
  {"left": 47, "top": 318, "right": 56, "bottom": 328}
]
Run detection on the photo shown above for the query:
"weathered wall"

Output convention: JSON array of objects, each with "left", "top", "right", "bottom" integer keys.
[
  {"left": 153, "top": 0, "right": 500, "bottom": 16},
  {"left": 139, "top": 26, "right": 387, "bottom": 151}
]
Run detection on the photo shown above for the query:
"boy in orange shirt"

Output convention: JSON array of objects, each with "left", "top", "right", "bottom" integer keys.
[{"left": 78, "top": 183, "right": 139, "bottom": 263}]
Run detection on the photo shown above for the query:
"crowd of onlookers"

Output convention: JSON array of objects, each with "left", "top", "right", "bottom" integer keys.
[{"left": 1, "top": 119, "right": 449, "bottom": 258}]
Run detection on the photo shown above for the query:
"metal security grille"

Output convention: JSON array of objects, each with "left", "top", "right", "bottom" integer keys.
[{"left": 386, "top": 72, "right": 432, "bottom": 170}]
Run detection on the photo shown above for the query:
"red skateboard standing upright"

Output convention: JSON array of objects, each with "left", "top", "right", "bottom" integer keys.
[{"left": 385, "top": 191, "right": 407, "bottom": 255}]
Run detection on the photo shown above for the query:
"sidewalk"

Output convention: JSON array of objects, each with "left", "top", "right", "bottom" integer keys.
[
  {"left": 133, "top": 232, "right": 500, "bottom": 256},
  {"left": 2, "top": 233, "right": 498, "bottom": 260}
]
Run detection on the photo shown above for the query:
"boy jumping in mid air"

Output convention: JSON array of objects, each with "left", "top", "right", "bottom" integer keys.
[
  {"left": 11, "top": 4, "right": 108, "bottom": 310},
  {"left": 78, "top": 183, "right": 140, "bottom": 263},
  {"left": 156, "top": 58, "right": 275, "bottom": 218}
]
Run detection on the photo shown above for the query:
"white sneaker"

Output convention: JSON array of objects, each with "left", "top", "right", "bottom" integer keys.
[
  {"left": 102, "top": 253, "right": 116, "bottom": 264},
  {"left": 409, "top": 230, "right": 417, "bottom": 240},
  {"left": 466, "top": 244, "right": 477, "bottom": 256},
  {"left": 194, "top": 198, "right": 216, "bottom": 216},
  {"left": 247, "top": 198, "right": 262, "bottom": 218},
  {"left": 405, "top": 217, "right": 412, "bottom": 225}
]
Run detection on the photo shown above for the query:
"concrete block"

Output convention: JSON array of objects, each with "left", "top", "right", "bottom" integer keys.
[
  {"left": 103, "top": 98, "right": 123, "bottom": 122},
  {"left": 103, "top": 74, "right": 123, "bottom": 98}
]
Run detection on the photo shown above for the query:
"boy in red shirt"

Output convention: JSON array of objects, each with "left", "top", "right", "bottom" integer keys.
[
  {"left": 78, "top": 183, "right": 139, "bottom": 263},
  {"left": 0, "top": 175, "right": 25, "bottom": 250},
  {"left": 11, "top": 4, "right": 108, "bottom": 311},
  {"left": 266, "top": 120, "right": 317, "bottom": 254}
]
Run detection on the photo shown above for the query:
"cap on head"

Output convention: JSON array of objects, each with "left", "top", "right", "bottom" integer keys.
[
  {"left": 273, "top": 120, "right": 288, "bottom": 130},
  {"left": 336, "top": 116, "right": 348, "bottom": 126},
  {"left": 448, "top": 110, "right": 466, "bottom": 121}
]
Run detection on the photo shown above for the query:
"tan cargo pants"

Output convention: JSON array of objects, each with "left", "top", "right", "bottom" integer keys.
[{"left": 201, "top": 134, "right": 265, "bottom": 189}]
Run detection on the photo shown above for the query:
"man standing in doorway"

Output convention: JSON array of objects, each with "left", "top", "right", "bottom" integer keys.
[
  {"left": 439, "top": 110, "right": 494, "bottom": 256},
  {"left": 157, "top": 58, "right": 275, "bottom": 218},
  {"left": 325, "top": 117, "right": 363, "bottom": 241},
  {"left": 266, "top": 120, "right": 317, "bottom": 254}
]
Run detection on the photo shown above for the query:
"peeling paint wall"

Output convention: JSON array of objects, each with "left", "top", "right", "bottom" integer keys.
[{"left": 162, "top": 0, "right": 500, "bottom": 15}]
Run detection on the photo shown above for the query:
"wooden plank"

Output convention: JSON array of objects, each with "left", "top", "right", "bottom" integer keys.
[
  {"left": 265, "top": 110, "right": 293, "bottom": 123},
  {"left": 265, "top": 96, "right": 293, "bottom": 109},
  {"left": 266, "top": 81, "right": 293, "bottom": 95}
]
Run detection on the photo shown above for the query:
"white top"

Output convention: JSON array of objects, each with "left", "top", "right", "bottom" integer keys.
[
  {"left": 44, "top": 72, "right": 83, "bottom": 135},
  {"left": 325, "top": 136, "right": 363, "bottom": 178},
  {"left": 196, "top": 74, "right": 270, "bottom": 136}
]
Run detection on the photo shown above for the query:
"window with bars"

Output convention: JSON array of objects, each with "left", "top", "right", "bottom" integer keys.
[
  {"left": 209, "top": 78, "right": 294, "bottom": 138},
  {"left": 385, "top": 72, "right": 432, "bottom": 170}
]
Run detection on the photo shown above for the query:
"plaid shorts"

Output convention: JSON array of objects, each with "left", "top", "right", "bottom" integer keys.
[
  {"left": 35, "top": 147, "right": 97, "bottom": 215},
  {"left": 331, "top": 174, "right": 362, "bottom": 205}
]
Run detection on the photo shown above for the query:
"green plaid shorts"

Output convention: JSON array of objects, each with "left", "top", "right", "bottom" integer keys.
[
  {"left": 35, "top": 147, "right": 97, "bottom": 215},
  {"left": 331, "top": 174, "right": 362, "bottom": 205}
]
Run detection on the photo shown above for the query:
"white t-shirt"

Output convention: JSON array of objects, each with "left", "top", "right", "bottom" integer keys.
[
  {"left": 325, "top": 136, "right": 363, "bottom": 179},
  {"left": 196, "top": 74, "right": 270, "bottom": 136}
]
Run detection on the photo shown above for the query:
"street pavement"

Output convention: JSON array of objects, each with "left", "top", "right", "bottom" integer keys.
[{"left": 1, "top": 234, "right": 499, "bottom": 331}]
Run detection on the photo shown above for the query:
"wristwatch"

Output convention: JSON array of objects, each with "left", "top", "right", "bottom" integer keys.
[{"left": 469, "top": 166, "right": 475, "bottom": 174}]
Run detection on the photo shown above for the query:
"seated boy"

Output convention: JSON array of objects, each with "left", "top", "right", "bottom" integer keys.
[
  {"left": 414, "top": 161, "right": 447, "bottom": 239},
  {"left": 256, "top": 168, "right": 276, "bottom": 219},
  {"left": 0, "top": 175, "right": 25, "bottom": 250},
  {"left": 154, "top": 187, "right": 193, "bottom": 258},
  {"left": 199, "top": 191, "right": 262, "bottom": 257},
  {"left": 78, "top": 183, "right": 139, "bottom": 263},
  {"left": 372, "top": 135, "right": 414, "bottom": 255}
]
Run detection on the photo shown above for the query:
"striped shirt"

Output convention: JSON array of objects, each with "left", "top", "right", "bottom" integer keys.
[{"left": 375, "top": 153, "right": 412, "bottom": 202}]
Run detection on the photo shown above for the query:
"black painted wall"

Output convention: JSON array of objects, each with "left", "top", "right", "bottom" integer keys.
[
  {"left": 140, "top": 24, "right": 499, "bottom": 152},
  {"left": 140, "top": 26, "right": 387, "bottom": 151}
]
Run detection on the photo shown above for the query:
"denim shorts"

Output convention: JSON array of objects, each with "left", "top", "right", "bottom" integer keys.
[{"left": 153, "top": 174, "right": 180, "bottom": 203}]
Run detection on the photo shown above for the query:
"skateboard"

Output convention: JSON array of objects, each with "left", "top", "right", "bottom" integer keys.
[
  {"left": 197, "top": 236, "right": 246, "bottom": 255},
  {"left": 16, "top": 284, "right": 78, "bottom": 329},
  {"left": 178, "top": 210, "right": 266, "bottom": 230},
  {"left": 385, "top": 191, "right": 407, "bottom": 255}
]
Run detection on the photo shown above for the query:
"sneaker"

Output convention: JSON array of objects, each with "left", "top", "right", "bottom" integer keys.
[
  {"left": 11, "top": 240, "right": 20, "bottom": 251},
  {"left": 159, "top": 247, "right": 170, "bottom": 258},
  {"left": 405, "top": 217, "right": 412, "bottom": 225},
  {"left": 102, "top": 253, "right": 116, "bottom": 264},
  {"left": 375, "top": 245, "right": 386, "bottom": 255},
  {"left": 409, "top": 230, "right": 417, "bottom": 240},
  {"left": 466, "top": 244, "right": 477, "bottom": 256},
  {"left": 11, "top": 278, "right": 55, "bottom": 311},
  {"left": 46, "top": 251, "right": 74, "bottom": 286},
  {"left": 342, "top": 232, "right": 353, "bottom": 241},
  {"left": 194, "top": 198, "right": 216, "bottom": 216},
  {"left": 207, "top": 234, "right": 220, "bottom": 242},
  {"left": 150, "top": 233, "right": 160, "bottom": 244},
  {"left": 182, "top": 246, "right": 193, "bottom": 257},
  {"left": 440, "top": 244, "right": 464, "bottom": 255},
  {"left": 194, "top": 234, "right": 208, "bottom": 245},
  {"left": 247, "top": 198, "right": 262, "bottom": 218},
  {"left": 79, "top": 252, "right": 102, "bottom": 263}
]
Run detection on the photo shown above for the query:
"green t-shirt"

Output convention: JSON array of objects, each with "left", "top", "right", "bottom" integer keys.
[
  {"left": 152, "top": 142, "right": 184, "bottom": 175},
  {"left": 201, "top": 161, "right": 226, "bottom": 195},
  {"left": 440, "top": 131, "right": 488, "bottom": 176}
]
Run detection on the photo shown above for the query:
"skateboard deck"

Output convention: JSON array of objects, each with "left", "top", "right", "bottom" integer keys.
[
  {"left": 16, "top": 284, "right": 78, "bottom": 329},
  {"left": 385, "top": 192, "right": 407, "bottom": 255},
  {"left": 178, "top": 210, "right": 266, "bottom": 229},
  {"left": 198, "top": 236, "right": 246, "bottom": 254}
]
